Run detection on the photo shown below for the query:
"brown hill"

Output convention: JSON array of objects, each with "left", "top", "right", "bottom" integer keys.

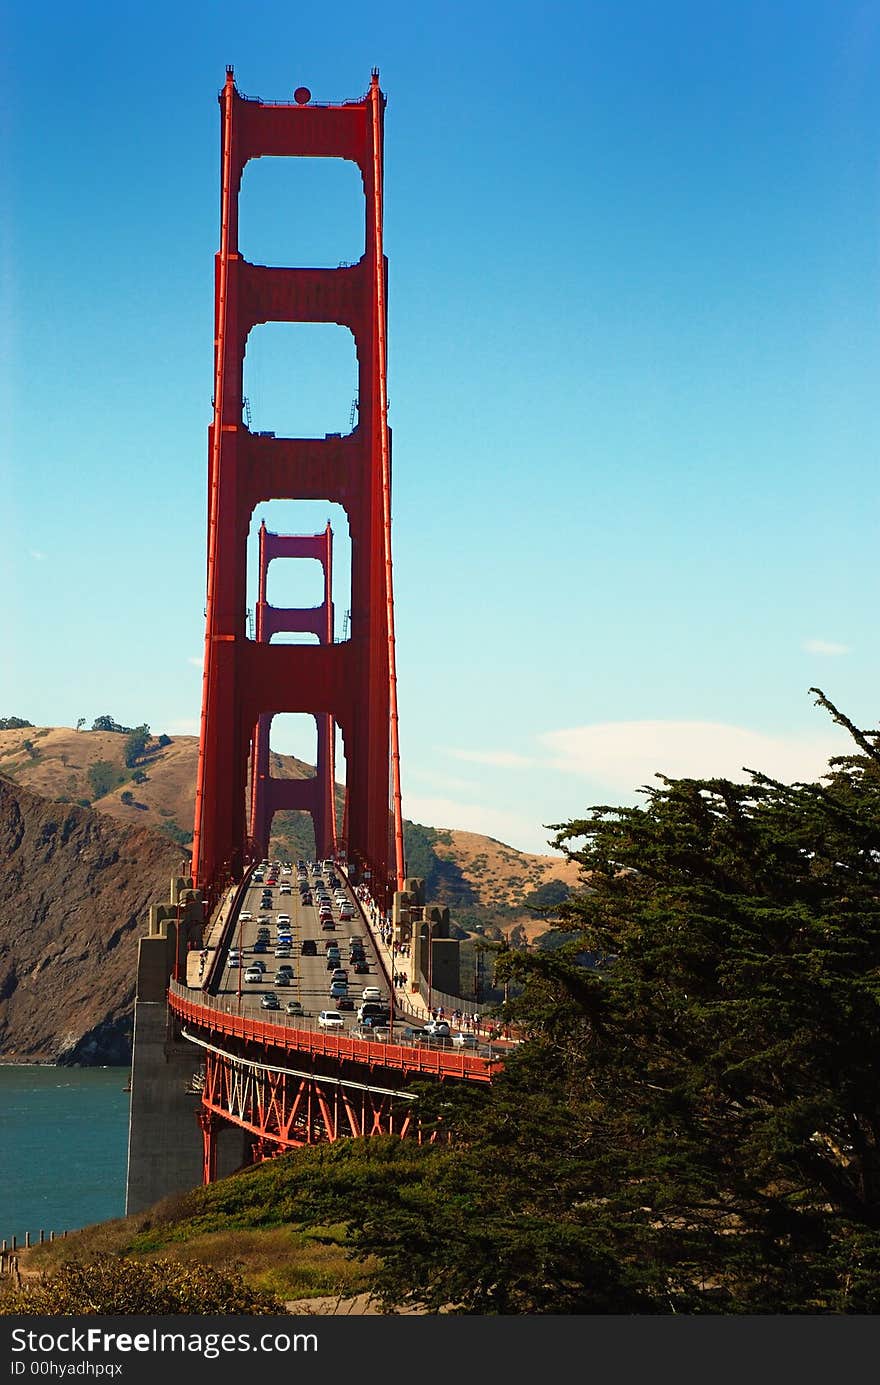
[
  {"left": 0, "top": 776, "right": 182, "bottom": 1063},
  {"left": 0, "top": 726, "right": 578, "bottom": 918}
]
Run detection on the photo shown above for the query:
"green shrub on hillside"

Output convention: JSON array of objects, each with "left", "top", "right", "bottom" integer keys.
[
  {"left": 87, "top": 760, "right": 125, "bottom": 799},
  {"left": 0, "top": 1255, "right": 283, "bottom": 1315}
]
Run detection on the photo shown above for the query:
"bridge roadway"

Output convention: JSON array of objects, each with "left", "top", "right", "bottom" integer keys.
[
  {"left": 207, "top": 859, "right": 417, "bottom": 1034},
  {"left": 170, "top": 855, "right": 498, "bottom": 1092}
]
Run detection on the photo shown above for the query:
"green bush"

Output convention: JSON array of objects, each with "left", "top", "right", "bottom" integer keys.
[
  {"left": 123, "top": 725, "right": 151, "bottom": 768},
  {"left": 0, "top": 1255, "right": 284, "bottom": 1315},
  {"left": 88, "top": 761, "right": 125, "bottom": 799},
  {"left": 159, "top": 821, "right": 192, "bottom": 848}
]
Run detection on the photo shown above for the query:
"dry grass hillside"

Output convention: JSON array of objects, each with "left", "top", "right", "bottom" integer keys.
[
  {"left": 0, "top": 726, "right": 582, "bottom": 925},
  {"left": 0, "top": 726, "right": 312, "bottom": 853}
]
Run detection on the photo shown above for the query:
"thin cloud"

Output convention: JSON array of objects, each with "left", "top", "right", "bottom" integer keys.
[
  {"left": 402, "top": 793, "right": 551, "bottom": 855},
  {"left": 28, "top": 550, "right": 47, "bottom": 561},
  {"left": 167, "top": 717, "right": 200, "bottom": 735},
  {"left": 405, "top": 767, "right": 473, "bottom": 793},
  {"left": 803, "top": 638, "right": 851, "bottom": 657},
  {"left": 446, "top": 748, "right": 535, "bottom": 769},
  {"left": 539, "top": 720, "right": 849, "bottom": 793}
]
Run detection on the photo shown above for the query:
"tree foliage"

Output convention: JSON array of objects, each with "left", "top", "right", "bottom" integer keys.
[
  {"left": 0, "top": 717, "right": 33, "bottom": 731},
  {"left": 91, "top": 715, "right": 131, "bottom": 734},
  {"left": 123, "top": 724, "right": 151, "bottom": 768},
  {"left": 276, "top": 690, "right": 880, "bottom": 1313},
  {"left": 87, "top": 760, "right": 125, "bottom": 800},
  {"left": 0, "top": 1255, "right": 283, "bottom": 1315}
]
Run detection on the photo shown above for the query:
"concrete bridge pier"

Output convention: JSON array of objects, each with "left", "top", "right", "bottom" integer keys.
[{"left": 125, "top": 877, "right": 247, "bottom": 1216}]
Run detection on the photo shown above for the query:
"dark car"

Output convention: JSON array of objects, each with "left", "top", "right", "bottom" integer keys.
[
  {"left": 337, "top": 996, "right": 355, "bottom": 1011},
  {"left": 301, "top": 939, "right": 318, "bottom": 956},
  {"left": 326, "top": 957, "right": 342, "bottom": 971},
  {"left": 252, "top": 941, "right": 268, "bottom": 954},
  {"left": 352, "top": 959, "right": 369, "bottom": 974}
]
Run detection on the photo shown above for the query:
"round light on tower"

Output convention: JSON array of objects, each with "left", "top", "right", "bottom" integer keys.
[{"left": 294, "top": 87, "right": 311, "bottom": 105}]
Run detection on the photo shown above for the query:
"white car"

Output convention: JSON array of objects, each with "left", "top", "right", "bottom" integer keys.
[
  {"left": 423, "top": 1019, "right": 451, "bottom": 1037},
  {"left": 276, "top": 913, "right": 291, "bottom": 926},
  {"left": 361, "top": 986, "right": 383, "bottom": 1002},
  {"left": 318, "top": 1010, "right": 345, "bottom": 1030},
  {"left": 239, "top": 911, "right": 253, "bottom": 922},
  {"left": 244, "top": 966, "right": 263, "bottom": 983},
  {"left": 451, "top": 1031, "right": 478, "bottom": 1048}
]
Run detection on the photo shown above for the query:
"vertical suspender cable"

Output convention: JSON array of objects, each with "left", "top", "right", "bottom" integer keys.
[
  {"left": 193, "top": 70, "right": 235, "bottom": 890},
  {"left": 369, "top": 74, "right": 405, "bottom": 893}
]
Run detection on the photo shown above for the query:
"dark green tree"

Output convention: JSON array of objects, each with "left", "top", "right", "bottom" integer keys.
[
  {"left": 0, "top": 717, "right": 33, "bottom": 730},
  {"left": 91, "top": 715, "right": 131, "bottom": 733},
  {"left": 131, "top": 768, "right": 148, "bottom": 785},
  {"left": 280, "top": 689, "right": 880, "bottom": 1314},
  {"left": 479, "top": 686, "right": 880, "bottom": 1312},
  {"left": 87, "top": 760, "right": 124, "bottom": 799},
  {"left": 123, "top": 724, "right": 150, "bottom": 768},
  {"left": 120, "top": 790, "right": 134, "bottom": 805}
]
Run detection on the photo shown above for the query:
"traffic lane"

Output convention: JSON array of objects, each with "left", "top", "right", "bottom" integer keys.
[{"left": 215, "top": 865, "right": 388, "bottom": 1019}]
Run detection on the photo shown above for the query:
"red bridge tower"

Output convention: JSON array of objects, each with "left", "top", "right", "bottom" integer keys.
[{"left": 192, "top": 69, "right": 404, "bottom": 905}]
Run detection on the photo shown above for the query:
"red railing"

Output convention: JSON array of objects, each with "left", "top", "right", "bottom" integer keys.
[{"left": 168, "top": 981, "right": 494, "bottom": 1084}]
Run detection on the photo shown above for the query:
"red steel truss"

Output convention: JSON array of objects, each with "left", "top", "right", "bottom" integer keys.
[
  {"left": 193, "top": 68, "right": 404, "bottom": 905},
  {"left": 248, "top": 521, "right": 338, "bottom": 860},
  {"left": 198, "top": 1047, "right": 418, "bottom": 1175}
]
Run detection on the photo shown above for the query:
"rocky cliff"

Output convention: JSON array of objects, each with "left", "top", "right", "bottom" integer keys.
[{"left": 0, "top": 776, "right": 182, "bottom": 1064}]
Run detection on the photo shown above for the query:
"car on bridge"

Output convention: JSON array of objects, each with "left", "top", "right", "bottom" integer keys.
[
  {"left": 239, "top": 912, "right": 253, "bottom": 922},
  {"left": 423, "top": 1019, "right": 451, "bottom": 1037},
  {"left": 277, "top": 913, "right": 291, "bottom": 926},
  {"left": 285, "top": 999, "right": 305, "bottom": 1016},
  {"left": 318, "top": 1010, "right": 344, "bottom": 1029},
  {"left": 301, "top": 939, "right": 318, "bottom": 956},
  {"left": 244, "top": 966, "right": 263, "bottom": 983},
  {"left": 273, "top": 971, "right": 292, "bottom": 986},
  {"left": 261, "top": 992, "right": 280, "bottom": 1010},
  {"left": 361, "top": 986, "right": 383, "bottom": 1002},
  {"left": 337, "top": 996, "right": 355, "bottom": 1011}
]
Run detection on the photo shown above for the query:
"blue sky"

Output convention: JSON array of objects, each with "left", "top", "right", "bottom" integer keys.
[{"left": 2, "top": 1, "right": 878, "bottom": 853}]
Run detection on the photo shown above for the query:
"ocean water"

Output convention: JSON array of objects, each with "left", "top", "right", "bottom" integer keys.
[{"left": 0, "top": 1065, "right": 131, "bottom": 1244}]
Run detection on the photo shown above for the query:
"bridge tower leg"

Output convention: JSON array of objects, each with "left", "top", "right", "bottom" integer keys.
[
  {"left": 248, "top": 521, "right": 337, "bottom": 860},
  {"left": 192, "top": 68, "right": 404, "bottom": 909}
]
